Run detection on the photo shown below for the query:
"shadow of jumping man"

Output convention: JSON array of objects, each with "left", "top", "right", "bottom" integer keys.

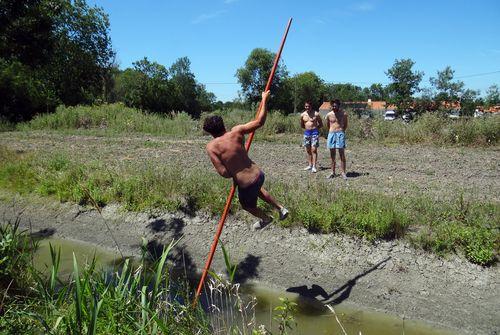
[
  {"left": 286, "top": 257, "right": 391, "bottom": 310},
  {"left": 233, "top": 254, "right": 261, "bottom": 284},
  {"left": 146, "top": 217, "right": 200, "bottom": 278}
]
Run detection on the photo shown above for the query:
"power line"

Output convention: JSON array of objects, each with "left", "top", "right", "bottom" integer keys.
[
  {"left": 200, "top": 70, "right": 500, "bottom": 87},
  {"left": 455, "top": 70, "right": 500, "bottom": 79},
  {"left": 202, "top": 82, "right": 239, "bottom": 85}
]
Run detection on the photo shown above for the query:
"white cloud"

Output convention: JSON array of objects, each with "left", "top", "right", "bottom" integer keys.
[
  {"left": 314, "top": 18, "right": 327, "bottom": 25},
  {"left": 191, "top": 10, "right": 227, "bottom": 24},
  {"left": 353, "top": 2, "right": 374, "bottom": 12}
]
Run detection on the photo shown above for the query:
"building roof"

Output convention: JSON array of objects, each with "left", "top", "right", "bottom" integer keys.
[
  {"left": 317, "top": 100, "right": 500, "bottom": 113},
  {"left": 319, "top": 102, "right": 331, "bottom": 111},
  {"left": 319, "top": 100, "right": 390, "bottom": 111}
]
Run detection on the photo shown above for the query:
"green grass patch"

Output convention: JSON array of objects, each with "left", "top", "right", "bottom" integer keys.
[
  {"left": 407, "top": 195, "right": 499, "bottom": 265},
  {"left": 0, "top": 146, "right": 497, "bottom": 265},
  {"left": 0, "top": 118, "right": 15, "bottom": 132},
  {"left": 0, "top": 219, "right": 35, "bottom": 292},
  {"left": 277, "top": 181, "right": 408, "bottom": 240}
]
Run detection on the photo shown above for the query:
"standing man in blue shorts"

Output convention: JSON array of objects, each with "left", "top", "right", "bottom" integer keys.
[
  {"left": 300, "top": 101, "right": 323, "bottom": 173},
  {"left": 325, "top": 99, "right": 348, "bottom": 179}
]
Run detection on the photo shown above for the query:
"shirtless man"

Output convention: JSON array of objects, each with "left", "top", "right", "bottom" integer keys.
[
  {"left": 203, "top": 90, "right": 288, "bottom": 230},
  {"left": 325, "top": 99, "right": 348, "bottom": 179},
  {"left": 300, "top": 101, "right": 323, "bottom": 173}
]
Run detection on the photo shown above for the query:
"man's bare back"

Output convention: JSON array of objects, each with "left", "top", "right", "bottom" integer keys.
[{"left": 206, "top": 130, "right": 259, "bottom": 188}]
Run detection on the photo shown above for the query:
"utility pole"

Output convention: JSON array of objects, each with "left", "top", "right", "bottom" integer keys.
[{"left": 293, "top": 75, "right": 297, "bottom": 113}]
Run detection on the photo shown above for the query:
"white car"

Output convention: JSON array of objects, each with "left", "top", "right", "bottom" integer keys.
[
  {"left": 474, "top": 109, "right": 484, "bottom": 118},
  {"left": 384, "top": 110, "right": 397, "bottom": 121},
  {"left": 448, "top": 110, "right": 460, "bottom": 119}
]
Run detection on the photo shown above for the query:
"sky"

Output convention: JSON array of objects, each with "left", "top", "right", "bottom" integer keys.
[{"left": 89, "top": 0, "right": 500, "bottom": 102}]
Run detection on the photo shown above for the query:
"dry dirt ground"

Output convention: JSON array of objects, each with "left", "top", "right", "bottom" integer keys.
[
  {"left": 1, "top": 131, "right": 499, "bottom": 202},
  {"left": 1, "top": 131, "right": 499, "bottom": 334}
]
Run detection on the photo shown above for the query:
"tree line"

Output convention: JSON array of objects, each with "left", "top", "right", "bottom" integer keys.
[
  {"left": 1, "top": 0, "right": 499, "bottom": 123},
  {"left": 0, "top": 0, "right": 215, "bottom": 122},
  {"left": 1, "top": 0, "right": 116, "bottom": 121},
  {"left": 236, "top": 49, "right": 500, "bottom": 115}
]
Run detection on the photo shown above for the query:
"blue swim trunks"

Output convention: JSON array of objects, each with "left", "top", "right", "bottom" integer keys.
[
  {"left": 327, "top": 131, "right": 346, "bottom": 149},
  {"left": 238, "top": 171, "right": 265, "bottom": 208},
  {"left": 303, "top": 129, "right": 319, "bottom": 147}
]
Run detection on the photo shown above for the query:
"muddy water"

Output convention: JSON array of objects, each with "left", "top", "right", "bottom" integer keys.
[
  {"left": 246, "top": 285, "right": 456, "bottom": 335},
  {"left": 33, "top": 238, "right": 122, "bottom": 278},
  {"left": 34, "top": 238, "right": 456, "bottom": 335}
]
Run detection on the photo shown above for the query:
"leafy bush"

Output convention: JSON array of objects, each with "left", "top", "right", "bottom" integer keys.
[{"left": 19, "top": 103, "right": 199, "bottom": 137}]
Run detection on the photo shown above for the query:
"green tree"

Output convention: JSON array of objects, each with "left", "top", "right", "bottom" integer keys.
[
  {"left": 169, "top": 57, "right": 200, "bottom": 117},
  {"left": 0, "top": 0, "right": 115, "bottom": 121},
  {"left": 369, "top": 83, "right": 386, "bottom": 101},
  {"left": 284, "top": 72, "right": 325, "bottom": 113},
  {"left": 0, "top": 59, "right": 57, "bottom": 121},
  {"left": 0, "top": 0, "right": 58, "bottom": 121},
  {"left": 460, "top": 89, "right": 480, "bottom": 116},
  {"left": 48, "top": 0, "right": 115, "bottom": 105},
  {"left": 325, "top": 83, "right": 367, "bottom": 102},
  {"left": 113, "top": 57, "right": 214, "bottom": 117},
  {"left": 385, "top": 58, "right": 424, "bottom": 111},
  {"left": 485, "top": 84, "right": 500, "bottom": 107},
  {"left": 414, "top": 87, "right": 438, "bottom": 114},
  {"left": 115, "top": 58, "right": 174, "bottom": 114},
  {"left": 429, "top": 66, "right": 464, "bottom": 105},
  {"left": 235, "top": 48, "right": 288, "bottom": 108},
  {"left": 195, "top": 83, "right": 216, "bottom": 112},
  {"left": 0, "top": 0, "right": 56, "bottom": 67}
]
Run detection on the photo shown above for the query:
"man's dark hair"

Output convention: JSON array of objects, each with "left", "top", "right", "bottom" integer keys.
[
  {"left": 330, "top": 98, "right": 342, "bottom": 107},
  {"left": 203, "top": 115, "right": 226, "bottom": 136}
]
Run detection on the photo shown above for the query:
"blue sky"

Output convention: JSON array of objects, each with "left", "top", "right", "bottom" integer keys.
[{"left": 89, "top": 0, "right": 500, "bottom": 101}]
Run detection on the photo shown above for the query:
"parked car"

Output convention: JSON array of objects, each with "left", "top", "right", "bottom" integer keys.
[
  {"left": 402, "top": 109, "right": 415, "bottom": 123},
  {"left": 384, "top": 110, "right": 397, "bottom": 121},
  {"left": 448, "top": 109, "right": 460, "bottom": 119}
]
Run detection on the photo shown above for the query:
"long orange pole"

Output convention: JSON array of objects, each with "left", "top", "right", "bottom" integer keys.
[{"left": 193, "top": 18, "right": 293, "bottom": 307}]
